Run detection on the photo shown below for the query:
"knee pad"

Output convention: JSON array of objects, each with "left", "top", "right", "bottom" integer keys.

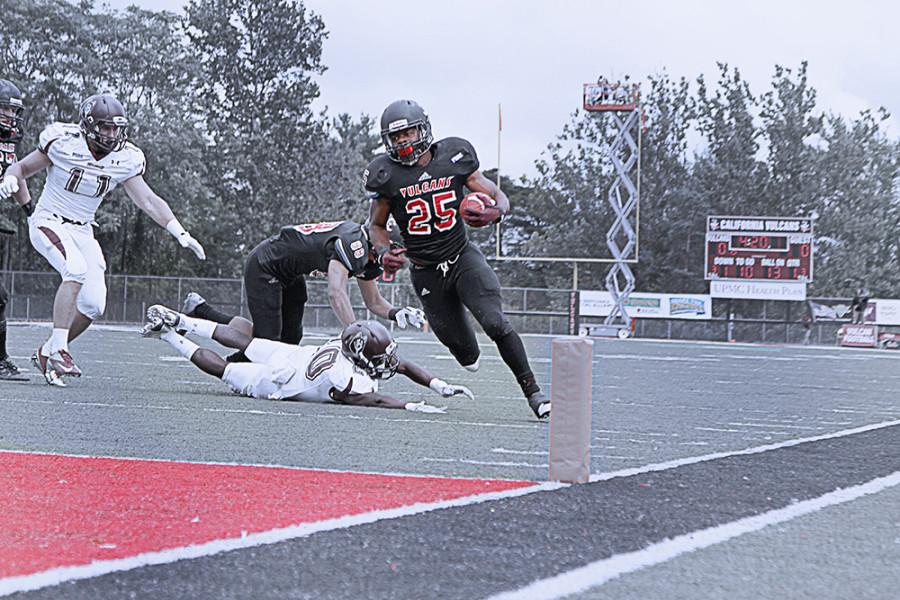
[{"left": 76, "top": 281, "right": 107, "bottom": 320}]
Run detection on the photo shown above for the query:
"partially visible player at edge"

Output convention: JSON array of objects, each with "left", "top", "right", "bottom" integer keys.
[
  {"left": 364, "top": 99, "right": 549, "bottom": 420},
  {"left": 0, "top": 94, "right": 206, "bottom": 386},
  {"left": 0, "top": 79, "right": 29, "bottom": 379}
]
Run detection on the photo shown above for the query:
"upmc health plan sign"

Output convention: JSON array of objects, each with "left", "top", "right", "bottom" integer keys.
[
  {"left": 709, "top": 280, "right": 807, "bottom": 301},
  {"left": 580, "top": 291, "right": 711, "bottom": 320}
]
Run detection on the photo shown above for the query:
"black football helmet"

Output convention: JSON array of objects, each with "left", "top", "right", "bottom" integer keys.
[
  {"left": 380, "top": 99, "right": 433, "bottom": 166},
  {"left": 0, "top": 79, "right": 25, "bottom": 144},
  {"left": 79, "top": 94, "right": 129, "bottom": 155},
  {"left": 340, "top": 320, "right": 399, "bottom": 379}
]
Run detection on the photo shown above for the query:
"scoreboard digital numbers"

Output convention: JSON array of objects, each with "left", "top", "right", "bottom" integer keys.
[{"left": 705, "top": 216, "right": 813, "bottom": 282}]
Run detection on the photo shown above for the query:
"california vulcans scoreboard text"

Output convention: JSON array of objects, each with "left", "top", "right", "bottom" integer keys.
[{"left": 705, "top": 216, "right": 813, "bottom": 282}]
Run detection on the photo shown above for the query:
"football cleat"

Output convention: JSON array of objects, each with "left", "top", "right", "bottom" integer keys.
[
  {"left": 32, "top": 350, "right": 66, "bottom": 387},
  {"left": 527, "top": 391, "right": 550, "bottom": 420},
  {"left": 141, "top": 316, "right": 169, "bottom": 338},
  {"left": 147, "top": 305, "right": 184, "bottom": 331},
  {"left": 0, "top": 357, "right": 24, "bottom": 380},
  {"left": 47, "top": 349, "right": 82, "bottom": 377},
  {"left": 182, "top": 292, "right": 206, "bottom": 316}
]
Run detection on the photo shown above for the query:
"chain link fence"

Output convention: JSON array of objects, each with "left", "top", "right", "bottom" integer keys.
[{"left": 1, "top": 271, "right": 879, "bottom": 344}]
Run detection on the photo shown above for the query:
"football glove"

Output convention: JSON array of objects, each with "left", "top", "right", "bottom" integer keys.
[
  {"left": 393, "top": 306, "right": 426, "bottom": 329},
  {"left": 379, "top": 245, "right": 407, "bottom": 275},
  {"left": 429, "top": 378, "right": 475, "bottom": 400},
  {"left": 404, "top": 401, "right": 447, "bottom": 414},
  {"left": 0, "top": 175, "right": 19, "bottom": 198},
  {"left": 179, "top": 233, "right": 207, "bottom": 260},
  {"left": 166, "top": 218, "right": 207, "bottom": 260}
]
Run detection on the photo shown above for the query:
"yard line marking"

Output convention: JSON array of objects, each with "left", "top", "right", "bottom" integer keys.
[
  {"left": 0, "top": 397, "right": 543, "bottom": 431},
  {"left": 422, "top": 457, "right": 549, "bottom": 469},
  {"left": 488, "top": 470, "right": 900, "bottom": 600}
]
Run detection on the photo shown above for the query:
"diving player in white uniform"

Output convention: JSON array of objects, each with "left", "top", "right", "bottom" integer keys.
[
  {"left": 0, "top": 94, "right": 206, "bottom": 386},
  {"left": 142, "top": 305, "right": 473, "bottom": 412}
]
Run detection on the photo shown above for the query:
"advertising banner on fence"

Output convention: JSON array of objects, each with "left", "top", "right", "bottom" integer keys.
[
  {"left": 579, "top": 291, "right": 711, "bottom": 320},
  {"left": 710, "top": 280, "right": 807, "bottom": 301},
  {"left": 866, "top": 299, "right": 900, "bottom": 326},
  {"left": 838, "top": 324, "right": 878, "bottom": 348}
]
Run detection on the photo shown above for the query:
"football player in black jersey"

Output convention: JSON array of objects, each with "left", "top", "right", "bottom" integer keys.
[
  {"left": 0, "top": 79, "right": 29, "bottom": 380},
  {"left": 185, "top": 219, "right": 425, "bottom": 359},
  {"left": 364, "top": 100, "right": 549, "bottom": 420}
]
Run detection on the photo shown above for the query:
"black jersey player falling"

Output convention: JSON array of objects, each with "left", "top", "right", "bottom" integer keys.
[
  {"left": 0, "top": 79, "right": 28, "bottom": 380},
  {"left": 365, "top": 99, "right": 549, "bottom": 420}
]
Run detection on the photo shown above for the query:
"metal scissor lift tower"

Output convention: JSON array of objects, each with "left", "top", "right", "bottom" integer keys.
[{"left": 583, "top": 81, "right": 641, "bottom": 337}]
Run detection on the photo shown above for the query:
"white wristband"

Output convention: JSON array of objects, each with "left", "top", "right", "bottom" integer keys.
[
  {"left": 428, "top": 378, "right": 448, "bottom": 394},
  {"left": 165, "top": 218, "right": 187, "bottom": 239}
]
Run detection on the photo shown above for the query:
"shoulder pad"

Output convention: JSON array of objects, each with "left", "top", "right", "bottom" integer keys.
[
  {"left": 121, "top": 143, "right": 146, "bottom": 178},
  {"left": 437, "top": 137, "right": 479, "bottom": 174},
  {"left": 363, "top": 154, "right": 394, "bottom": 194},
  {"left": 38, "top": 122, "right": 79, "bottom": 154}
]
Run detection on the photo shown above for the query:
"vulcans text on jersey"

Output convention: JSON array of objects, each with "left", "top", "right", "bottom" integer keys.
[{"left": 398, "top": 176, "right": 454, "bottom": 199}]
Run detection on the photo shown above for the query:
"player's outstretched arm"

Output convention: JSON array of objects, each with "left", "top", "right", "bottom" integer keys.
[
  {"left": 330, "top": 380, "right": 447, "bottom": 413},
  {"left": 327, "top": 259, "right": 358, "bottom": 327},
  {"left": 1, "top": 150, "right": 50, "bottom": 214},
  {"left": 397, "top": 359, "right": 475, "bottom": 400},
  {"left": 357, "top": 279, "right": 425, "bottom": 329},
  {"left": 122, "top": 175, "right": 205, "bottom": 260}
]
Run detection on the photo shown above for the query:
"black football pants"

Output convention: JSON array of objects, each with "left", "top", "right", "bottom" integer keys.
[
  {"left": 244, "top": 251, "right": 307, "bottom": 344},
  {"left": 410, "top": 243, "right": 540, "bottom": 397}
]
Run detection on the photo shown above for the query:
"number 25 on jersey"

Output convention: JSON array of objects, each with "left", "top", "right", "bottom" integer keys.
[{"left": 405, "top": 191, "right": 457, "bottom": 235}]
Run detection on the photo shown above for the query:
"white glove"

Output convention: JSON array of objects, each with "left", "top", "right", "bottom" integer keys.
[
  {"left": 393, "top": 306, "right": 426, "bottom": 329},
  {"left": 166, "top": 218, "right": 206, "bottom": 260},
  {"left": 429, "top": 378, "right": 474, "bottom": 400},
  {"left": 0, "top": 175, "right": 19, "bottom": 198},
  {"left": 404, "top": 401, "right": 447, "bottom": 414},
  {"left": 179, "top": 233, "right": 206, "bottom": 260}
]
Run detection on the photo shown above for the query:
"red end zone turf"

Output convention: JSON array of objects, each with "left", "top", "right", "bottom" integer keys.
[{"left": 0, "top": 451, "right": 532, "bottom": 578}]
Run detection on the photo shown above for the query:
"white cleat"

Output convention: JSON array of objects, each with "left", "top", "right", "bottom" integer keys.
[
  {"left": 182, "top": 292, "right": 206, "bottom": 316},
  {"left": 141, "top": 316, "right": 170, "bottom": 338},
  {"left": 462, "top": 357, "right": 480, "bottom": 372},
  {"left": 146, "top": 305, "right": 184, "bottom": 331},
  {"left": 32, "top": 350, "right": 66, "bottom": 387}
]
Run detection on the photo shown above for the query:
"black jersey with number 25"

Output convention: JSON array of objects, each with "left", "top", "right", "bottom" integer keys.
[{"left": 364, "top": 137, "right": 479, "bottom": 265}]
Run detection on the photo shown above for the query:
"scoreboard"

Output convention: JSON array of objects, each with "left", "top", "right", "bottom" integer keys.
[{"left": 705, "top": 216, "right": 813, "bottom": 282}]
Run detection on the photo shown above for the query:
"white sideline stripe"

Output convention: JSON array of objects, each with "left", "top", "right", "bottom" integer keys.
[
  {"left": 589, "top": 418, "right": 900, "bottom": 482},
  {"left": 0, "top": 481, "right": 565, "bottom": 597},
  {"left": 488, "top": 470, "right": 900, "bottom": 600}
]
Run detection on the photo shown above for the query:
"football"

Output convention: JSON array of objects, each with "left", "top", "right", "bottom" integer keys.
[{"left": 460, "top": 192, "right": 501, "bottom": 227}]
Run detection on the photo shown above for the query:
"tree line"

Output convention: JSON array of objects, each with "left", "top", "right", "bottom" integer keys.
[{"left": 1, "top": 0, "right": 897, "bottom": 299}]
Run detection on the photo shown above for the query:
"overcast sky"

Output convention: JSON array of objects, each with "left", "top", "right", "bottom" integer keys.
[{"left": 103, "top": 0, "right": 898, "bottom": 179}]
